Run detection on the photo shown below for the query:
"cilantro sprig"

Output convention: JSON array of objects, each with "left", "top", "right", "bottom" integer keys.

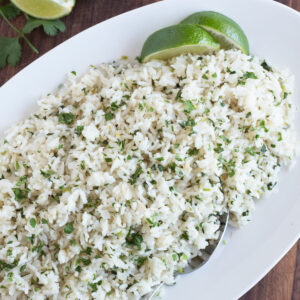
[{"left": 0, "top": 1, "right": 66, "bottom": 69}]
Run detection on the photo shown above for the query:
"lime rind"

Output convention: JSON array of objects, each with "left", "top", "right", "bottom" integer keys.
[
  {"left": 141, "top": 24, "right": 220, "bottom": 62},
  {"left": 181, "top": 11, "right": 249, "bottom": 54},
  {"left": 143, "top": 44, "right": 220, "bottom": 62},
  {"left": 11, "top": 0, "right": 75, "bottom": 20}
]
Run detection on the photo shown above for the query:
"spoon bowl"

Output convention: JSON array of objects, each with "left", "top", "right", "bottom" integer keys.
[{"left": 144, "top": 212, "right": 229, "bottom": 300}]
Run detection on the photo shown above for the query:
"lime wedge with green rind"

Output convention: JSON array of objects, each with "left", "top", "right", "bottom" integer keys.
[
  {"left": 11, "top": 0, "right": 75, "bottom": 20},
  {"left": 140, "top": 24, "right": 220, "bottom": 62},
  {"left": 181, "top": 11, "right": 249, "bottom": 54}
]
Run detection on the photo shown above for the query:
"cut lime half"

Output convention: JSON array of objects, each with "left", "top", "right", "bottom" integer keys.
[
  {"left": 11, "top": 0, "right": 75, "bottom": 20},
  {"left": 181, "top": 11, "right": 249, "bottom": 54},
  {"left": 140, "top": 24, "right": 220, "bottom": 62}
]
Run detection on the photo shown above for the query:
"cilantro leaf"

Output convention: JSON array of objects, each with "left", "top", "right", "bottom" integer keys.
[
  {"left": 126, "top": 226, "right": 143, "bottom": 250},
  {"left": 261, "top": 60, "right": 273, "bottom": 72},
  {"left": 184, "top": 100, "right": 195, "bottom": 114},
  {"left": 0, "top": 3, "right": 20, "bottom": 20},
  {"left": 59, "top": 112, "right": 75, "bottom": 124},
  {"left": 23, "top": 19, "right": 66, "bottom": 36},
  {"left": 64, "top": 222, "right": 74, "bottom": 234},
  {"left": 0, "top": 37, "right": 21, "bottom": 69}
]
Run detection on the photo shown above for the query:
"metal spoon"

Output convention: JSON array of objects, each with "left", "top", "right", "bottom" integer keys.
[{"left": 143, "top": 212, "right": 229, "bottom": 300}]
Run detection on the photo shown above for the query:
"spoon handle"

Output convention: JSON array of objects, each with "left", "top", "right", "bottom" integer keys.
[{"left": 144, "top": 282, "right": 164, "bottom": 300}]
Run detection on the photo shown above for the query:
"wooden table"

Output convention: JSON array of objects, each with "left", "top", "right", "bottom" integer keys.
[{"left": 0, "top": 0, "right": 299, "bottom": 299}]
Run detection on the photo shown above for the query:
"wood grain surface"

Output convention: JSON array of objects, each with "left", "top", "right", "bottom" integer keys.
[{"left": 0, "top": 0, "right": 299, "bottom": 299}]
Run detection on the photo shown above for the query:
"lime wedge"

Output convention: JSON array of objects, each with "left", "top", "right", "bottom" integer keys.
[
  {"left": 140, "top": 24, "right": 220, "bottom": 62},
  {"left": 11, "top": 0, "right": 75, "bottom": 20},
  {"left": 181, "top": 11, "right": 249, "bottom": 54}
]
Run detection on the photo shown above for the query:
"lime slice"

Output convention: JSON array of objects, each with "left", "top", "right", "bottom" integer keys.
[
  {"left": 181, "top": 11, "right": 249, "bottom": 54},
  {"left": 140, "top": 24, "right": 220, "bottom": 62},
  {"left": 11, "top": 0, "right": 75, "bottom": 20}
]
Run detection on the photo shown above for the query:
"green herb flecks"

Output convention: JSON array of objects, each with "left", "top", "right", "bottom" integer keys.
[
  {"left": 12, "top": 187, "right": 29, "bottom": 201},
  {"left": 245, "top": 146, "right": 256, "bottom": 156},
  {"left": 180, "top": 230, "right": 189, "bottom": 241},
  {"left": 29, "top": 218, "right": 36, "bottom": 228},
  {"left": 146, "top": 214, "right": 160, "bottom": 228},
  {"left": 136, "top": 256, "right": 148, "bottom": 269},
  {"left": 64, "top": 222, "right": 74, "bottom": 234},
  {"left": 40, "top": 169, "right": 55, "bottom": 179},
  {"left": 220, "top": 135, "right": 231, "bottom": 145},
  {"left": 59, "top": 112, "right": 75, "bottom": 125},
  {"left": 261, "top": 60, "right": 273, "bottom": 72},
  {"left": 75, "top": 125, "right": 84, "bottom": 136},
  {"left": 117, "top": 139, "right": 125, "bottom": 151},
  {"left": 129, "top": 165, "right": 143, "bottom": 185},
  {"left": 238, "top": 71, "right": 258, "bottom": 85},
  {"left": 105, "top": 112, "right": 114, "bottom": 121},
  {"left": 184, "top": 100, "right": 195, "bottom": 114},
  {"left": 126, "top": 226, "right": 143, "bottom": 250},
  {"left": 187, "top": 147, "right": 198, "bottom": 156}
]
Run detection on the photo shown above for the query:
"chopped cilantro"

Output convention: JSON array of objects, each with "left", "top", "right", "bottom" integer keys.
[
  {"left": 180, "top": 230, "right": 189, "bottom": 241},
  {"left": 267, "top": 182, "right": 277, "bottom": 191},
  {"left": 214, "top": 143, "right": 224, "bottom": 153},
  {"left": 245, "top": 146, "right": 256, "bottom": 156},
  {"left": 261, "top": 60, "right": 273, "bottom": 72},
  {"left": 238, "top": 71, "right": 258, "bottom": 85},
  {"left": 139, "top": 102, "right": 146, "bottom": 110},
  {"left": 129, "top": 165, "right": 143, "bottom": 185},
  {"left": 187, "top": 147, "right": 198, "bottom": 156},
  {"left": 58, "top": 112, "right": 75, "bottom": 125},
  {"left": 29, "top": 218, "right": 36, "bottom": 228},
  {"left": 175, "top": 90, "right": 182, "bottom": 100},
  {"left": 220, "top": 135, "right": 231, "bottom": 144},
  {"left": 157, "top": 164, "right": 164, "bottom": 172},
  {"left": 12, "top": 187, "right": 28, "bottom": 201},
  {"left": 40, "top": 169, "right": 54, "bottom": 179},
  {"left": 117, "top": 139, "right": 125, "bottom": 151},
  {"left": 259, "top": 120, "right": 268, "bottom": 132},
  {"left": 146, "top": 214, "right": 160, "bottom": 228},
  {"left": 105, "top": 112, "right": 114, "bottom": 121},
  {"left": 110, "top": 102, "right": 119, "bottom": 111},
  {"left": 226, "top": 67, "right": 236, "bottom": 74},
  {"left": 126, "top": 226, "right": 143, "bottom": 250},
  {"left": 20, "top": 264, "right": 26, "bottom": 272},
  {"left": 75, "top": 125, "right": 84, "bottom": 136},
  {"left": 64, "top": 222, "right": 74, "bottom": 234},
  {"left": 136, "top": 256, "right": 148, "bottom": 269},
  {"left": 184, "top": 100, "right": 195, "bottom": 113},
  {"left": 16, "top": 175, "right": 27, "bottom": 187}
]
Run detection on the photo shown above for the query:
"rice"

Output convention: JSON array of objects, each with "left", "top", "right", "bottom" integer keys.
[{"left": 0, "top": 50, "right": 298, "bottom": 299}]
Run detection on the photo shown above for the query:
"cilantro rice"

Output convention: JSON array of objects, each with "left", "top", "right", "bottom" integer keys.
[{"left": 0, "top": 50, "right": 298, "bottom": 299}]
